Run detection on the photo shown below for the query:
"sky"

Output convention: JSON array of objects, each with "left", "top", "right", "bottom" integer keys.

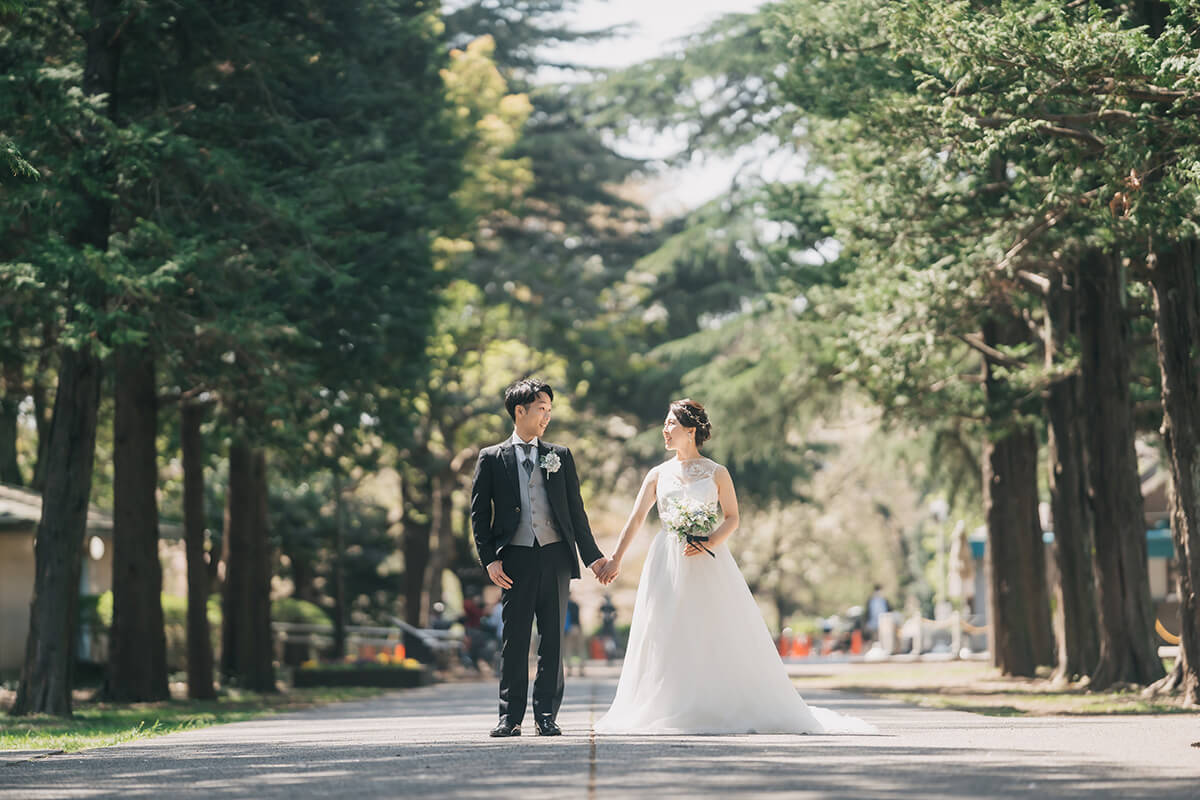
[
  {"left": 562, "top": 0, "right": 763, "bottom": 69},
  {"left": 551, "top": 0, "right": 772, "bottom": 215}
]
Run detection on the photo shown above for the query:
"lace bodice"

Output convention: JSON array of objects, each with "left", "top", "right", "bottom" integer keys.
[{"left": 656, "top": 457, "right": 720, "bottom": 516}]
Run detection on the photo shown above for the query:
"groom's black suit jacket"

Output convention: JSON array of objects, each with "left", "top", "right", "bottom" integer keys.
[{"left": 470, "top": 439, "right": 603, "bottom": 580}]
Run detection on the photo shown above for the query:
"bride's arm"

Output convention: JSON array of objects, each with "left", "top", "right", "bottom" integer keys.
[
  {"left": 687, "top": 465, "right": 739, "bottom": 556},
  {"left": 599, "top": 468, "right": 659, "bottom": 579}
]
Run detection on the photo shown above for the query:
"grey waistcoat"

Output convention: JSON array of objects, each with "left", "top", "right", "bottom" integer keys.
[{"left": 510, "top": 445, "right": 562, "bottom": 547}]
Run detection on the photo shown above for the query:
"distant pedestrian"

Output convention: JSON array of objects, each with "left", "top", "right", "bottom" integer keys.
[
  {"left": 462, "top": 594, "right": 484, "bottom": 629},
  {"left": 487, "top": 600, "right": 504, "bottom": 640},
  {"left": 564, "top": 595, "right": 585, "bottom": 676},
  {"left": 599, "top": 595, "right": 618, "bottom": 664},
  {"left": 462, "top": 593, "right": 487, "bottom": 671},
  {"left": 430, "top": 602, "right": 450, "bottom": 630},
  {"left": 865, "top": 585, "right": 890, "bottom": 640}
]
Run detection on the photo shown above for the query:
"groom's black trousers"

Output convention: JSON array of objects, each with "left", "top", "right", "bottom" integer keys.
[{"left": 498, "top": 540, "right": 572, "bottom": 725}]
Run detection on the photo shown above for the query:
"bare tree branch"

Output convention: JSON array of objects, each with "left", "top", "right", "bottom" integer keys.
[
  {"left": 1016, "top": 269, "right": 1052, "bottom": 295},
  {"left": 1039, "top": 124, "right": 1105, "bottom": 148},
  {"left": 976, "top": 109, "right": 1141, "bottom": 127},
  {"left": 450, "top": 445, "right": 479, "bottom": 474},
  {"left": 1092, "top": 78, "right": 1195, "bottom": 104},
  {"left": 994, "top": 206, "right": 1072, "bottom": 275},
  {"left": 957, "top": 332, "right": 1024, "bottom": 368}
]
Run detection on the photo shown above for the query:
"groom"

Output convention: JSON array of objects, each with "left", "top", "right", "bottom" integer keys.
[{"left": 471, "top": 378, "right": 609, "bottom": 737}]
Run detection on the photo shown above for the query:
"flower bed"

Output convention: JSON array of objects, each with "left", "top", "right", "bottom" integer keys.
[{"left": 292, "top": 660, "right": 435, "bottom": 689}]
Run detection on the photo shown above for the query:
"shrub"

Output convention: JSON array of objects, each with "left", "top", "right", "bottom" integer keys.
[
  {"left": 271, "top": 597, "right": 331, "bottom": 626},
  {"left": 88, "top": 592, "right": 221, "bottom": 673}
]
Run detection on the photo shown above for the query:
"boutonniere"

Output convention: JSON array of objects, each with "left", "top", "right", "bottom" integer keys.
[{"left": 539, "top": 452, "right": 561, "bottom": 476}]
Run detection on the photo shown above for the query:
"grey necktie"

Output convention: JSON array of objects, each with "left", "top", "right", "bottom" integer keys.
[{"left": 519, "top": 443, "right": 535, "bottom": 478}]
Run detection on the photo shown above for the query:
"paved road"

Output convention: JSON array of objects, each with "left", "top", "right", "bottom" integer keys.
[{"left": 3, "top": 666, "right": 1198, "bottom": 799}]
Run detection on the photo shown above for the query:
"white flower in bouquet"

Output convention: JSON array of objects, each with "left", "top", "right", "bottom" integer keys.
[{"left": 661, "top": 496, "right": 720, "bottom": 549}]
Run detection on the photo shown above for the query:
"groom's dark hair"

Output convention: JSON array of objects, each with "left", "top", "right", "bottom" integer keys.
[{"left": 504, "top": 378, "right": 554, "bottom": 420}]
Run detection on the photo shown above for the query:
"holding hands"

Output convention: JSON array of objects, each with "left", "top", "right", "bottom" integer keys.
[
  {"left": 592, "top": 556, "right": 619, "bottom": 585},
  {"left": 490, "top": 555, "right": 617, "bottom": 589},
  {"left": 592, "top": 561, "right": 619, "bottom": 585}
]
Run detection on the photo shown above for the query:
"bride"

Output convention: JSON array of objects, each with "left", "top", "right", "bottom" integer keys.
[{"left": 594, "top": 399, "right": 873, "bottom": 735}]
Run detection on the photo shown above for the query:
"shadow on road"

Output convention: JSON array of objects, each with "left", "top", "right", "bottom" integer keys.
[
  {"left": 3, "top": 677, "right": 1197, "bottom": 799},
  {"left": 6, "top": 736, "right": 1193, "bottom": 799}
]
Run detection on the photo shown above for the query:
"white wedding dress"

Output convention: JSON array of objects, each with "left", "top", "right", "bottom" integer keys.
[{"left": 594, "top": 457, "right": 874, "bottom": 735}]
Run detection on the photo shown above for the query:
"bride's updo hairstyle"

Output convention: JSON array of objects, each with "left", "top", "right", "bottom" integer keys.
[{"left": 669, "top": 399, "right": 712, "bottom": 447}]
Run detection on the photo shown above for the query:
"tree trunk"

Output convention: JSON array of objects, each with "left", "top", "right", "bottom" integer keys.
[
  {"left": 249, "top": 449, "right": 275, "bottom": 690},
  {"left": 332, "top": 473, "right": 347, "bottom": 659},
  {"left": 1131, "top": 0, "right": 1170, "bottom": 36},
  {"left": 0, "top": 358, "right": 23, "bottom": 485},
  {"left": 426, "top": 471, "right": 456, "bottom": 609},
  {"left": 983, "top": 314, "right": 1055, "bottom": 677},
  {"left": 182, "top": 401, "right": 215, "bottom": 700},
  {"left": 30, "top": 327, "right": 56, "bottom": 493},
  {"left": 221, "top": 438, "right": 250, "bottom": 683},
  {"left": 1148, "top": 241, "right": 1200, "bottom": 703},
  {"left": 103, "top": 348, "right": 169, "bottom": 702},
  {"left": 221, "top": 437, "right": 276, "bottom": 691},
  {"left": 1079, "top": 248, "right": 1165, "bottom": 688},
  {"left": 461, "top": 501, "right": 472, "bottom": 579},
  {"left": 10, "top": 348, "right": 103, "bottom": 716},
  {"left": 288, "top": 549, "right": 318, "bottom": 604},
  {"left": 11, "top": 0, "right": 117, "bottom": 717},
  {"left": 1044, "top": 271, "right": 1101, "bottom": 680},
  {"left": 402, "top": 472, "right": 433, "bottom": 627}
]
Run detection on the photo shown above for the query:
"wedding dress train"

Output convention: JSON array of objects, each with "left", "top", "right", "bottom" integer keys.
[{"left": 594, "top": 457, "right": 874, "bottom": 735}]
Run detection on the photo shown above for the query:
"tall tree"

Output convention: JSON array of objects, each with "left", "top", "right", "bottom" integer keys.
[
  {"left": 221, "top": 434, "right": 275, "bottom": 691},
  {"left": 181, "top": 400, "right": 216, "bottom": 699},
  {"left": 153, "top": 0, "right": 468, "bottom": 673},
  {"left": 982, "top": 313, "right": 1055, "bottom": 675},
  {"left": 1078, "top": 248, "right": 1163, "bottom": 687},
  {"left": 767, "top": 0, "right": 1185, "bottom": 684},
  {"left": 390, "top": 34, "right": 533, "bottom": 625},
  {"left": 1043, "top": 269, "right": 1100, "bottom": 680},
  {"left": 1, "top": 0, "right": 479, "bottom": 703},
  {"left": 1149, "top": 240, "right": 1200, "bottom": 703},
  {"left": 103, "top": 346, "right": 169, "bottom": 701},
  {"left": 10, "top": 0, "right": 120, "bottom": 716},
  {"left": 851, "top": 0, "right": 1200, "bottom": 686}
]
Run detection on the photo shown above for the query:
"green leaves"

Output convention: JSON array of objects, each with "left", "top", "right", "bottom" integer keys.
[
  {"left": 1, "top": 135, "right": 36, "bottom": 178},
  {"left": 576, "top": 0, "right": 1200, "bottom": 516},
  {"left": 0, "top": 0, "right": 480, "bottom": 465}
]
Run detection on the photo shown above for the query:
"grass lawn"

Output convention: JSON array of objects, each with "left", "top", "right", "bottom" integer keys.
[
  {"left": 788, "top": 659, "right": 1196, "bottom": 717},
  {"left": 0, "top": 686, "right": 386, "bottom": 753}
]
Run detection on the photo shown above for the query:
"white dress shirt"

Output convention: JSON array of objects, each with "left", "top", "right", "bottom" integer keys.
[{"left": 509, "top": 430, "right": 539, "bottom": 450}]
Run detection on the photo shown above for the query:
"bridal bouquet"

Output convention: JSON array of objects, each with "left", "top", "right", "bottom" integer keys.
[{"left": 661, "top": 497, "right": 719, "bottom": 558}]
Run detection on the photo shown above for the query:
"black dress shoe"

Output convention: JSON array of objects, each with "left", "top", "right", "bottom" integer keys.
[
  {"left": 490, "top": 720, "right": 521, "bottom": 737},
  {"left": 534, "top": 717, "right": 562, "bottom": 736}
]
